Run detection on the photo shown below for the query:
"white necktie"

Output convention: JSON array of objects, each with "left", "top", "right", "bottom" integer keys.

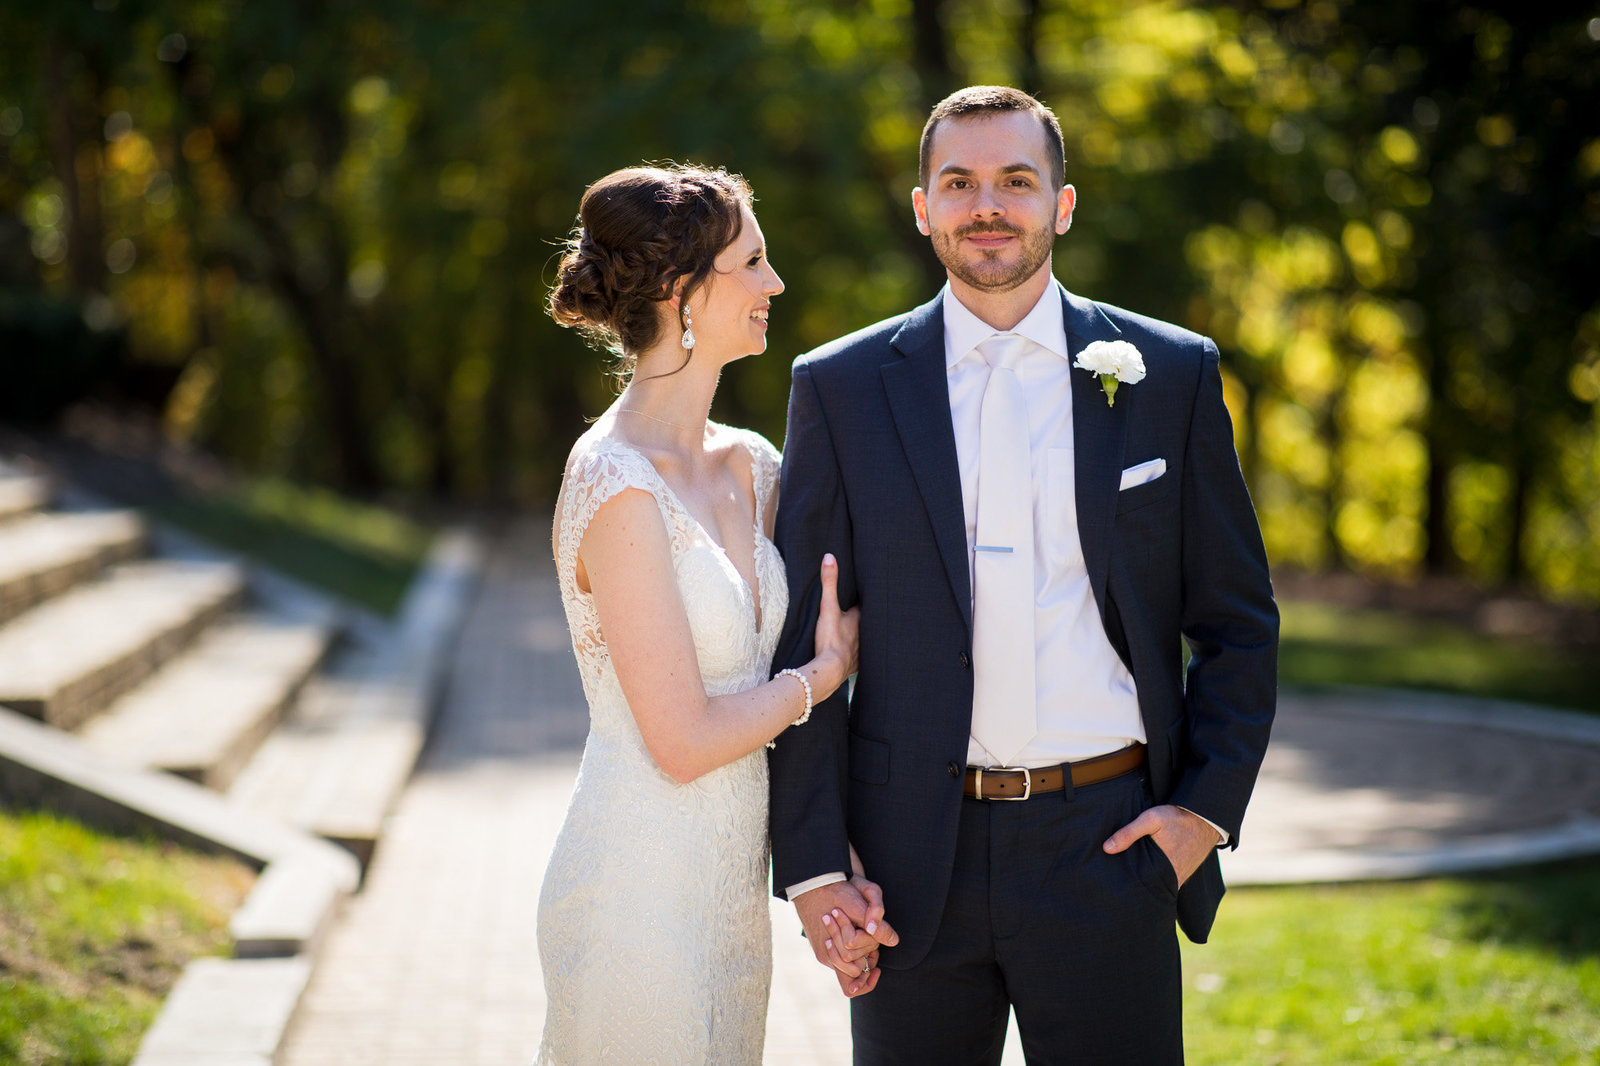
[{"left": 969, "top": 334, "right": 1037, "bottom": 766}]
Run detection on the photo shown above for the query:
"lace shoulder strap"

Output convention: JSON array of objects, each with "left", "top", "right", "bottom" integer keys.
[
  {"left": 733, "top": 427, "right": 782, "bottom": 520},
  {"left": 553, "top": 437, "right": 676, "bottom": 597}
]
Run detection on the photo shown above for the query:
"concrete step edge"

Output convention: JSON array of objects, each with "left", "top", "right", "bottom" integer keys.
[
  {"left": 79, "top": 618, "right": 336, "bottom": 791},
  {"left": 230, "top": 848, "right": 352, "bottom": 958},
  {"left": 0, "top": 560, "right": 247, "bottom": 728},
  {"left": 0, "top": 510, "right": 149, "bottom": 625},
  {"left": 0, "top": 705, "right": 359, "bottom": 958},
  {"left": 0, "top": 473, "right": 51, "bottom": 523},
  {"left": 130, "top": 956, "right": 312, "bottom": 1066}
]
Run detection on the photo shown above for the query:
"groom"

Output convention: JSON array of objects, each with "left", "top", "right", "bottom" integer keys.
[{"left": 768, "top": 86, "right": 1278, "bottom": 1063}]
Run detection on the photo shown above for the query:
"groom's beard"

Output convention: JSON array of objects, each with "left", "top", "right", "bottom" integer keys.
[{"left": 930, "top": 220, "right": 1055, "bottom": 294}]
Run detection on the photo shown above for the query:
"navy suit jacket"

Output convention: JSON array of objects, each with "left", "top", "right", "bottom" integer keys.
[{"left": 768, "top": 287, "right": 1278, "bottom": 966}]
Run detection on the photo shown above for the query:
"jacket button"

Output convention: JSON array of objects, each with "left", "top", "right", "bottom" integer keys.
[
  {"left": 959, "top": 651, "right": 971, "bottom": 668},
  {"left": 947, "top": 762, "right": 960, "bottom": 778}
]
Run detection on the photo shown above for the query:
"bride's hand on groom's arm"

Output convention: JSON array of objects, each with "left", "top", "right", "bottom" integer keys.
[{"left": 810, "top": 554, "right": 859, "bottom": 699}]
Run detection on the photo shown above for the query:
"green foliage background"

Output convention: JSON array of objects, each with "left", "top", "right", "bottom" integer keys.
[{"left": 2, "top": 0, "right": 1596, "bottom": 600}]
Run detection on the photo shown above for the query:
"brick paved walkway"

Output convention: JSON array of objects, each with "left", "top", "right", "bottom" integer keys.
[{"left": 277, "top": 523, "right": 1600, "bottom": 1066}]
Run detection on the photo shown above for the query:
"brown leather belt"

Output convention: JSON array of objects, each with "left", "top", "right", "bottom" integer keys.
[{"left": 964, "top": 743, "right": 1146, "bottom": 800}]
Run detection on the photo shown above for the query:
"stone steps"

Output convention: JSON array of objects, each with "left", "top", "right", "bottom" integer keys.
[
  {"left": 229, "top": 648, "right": 414, "bottom": 869},
  {"left": 228, "top": 528, "right": 483, "bottom": 868},
  {"left": 0, "top": 559, "right": 246, "bottom": 729},
  {"left": 0, "top": 445, "right": 485, "bottom": 1065},
  {"left": 0, "top": 509, "right": 148, "bottom": 625},
  {"left": 0, "top": 472, "right": 51, "bottom": 523},
  {"left": 79, "top": 615, "right": 336, "bottom": 791}
]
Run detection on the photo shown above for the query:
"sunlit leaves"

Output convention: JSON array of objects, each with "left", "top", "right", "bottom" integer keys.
[{"left": 2, "top": 0, "right": 1593, "bottom": 598}]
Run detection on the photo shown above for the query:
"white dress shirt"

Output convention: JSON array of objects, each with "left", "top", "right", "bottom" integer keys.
[{"left": 945, "top": 281, "right": 1145, "bottom": 768}]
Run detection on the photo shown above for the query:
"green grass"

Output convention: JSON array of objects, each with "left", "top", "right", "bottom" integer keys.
[
  {"left": 0, "top": 808, "right": 255, "bottom": 1066},
  {"left": 1278, "top": 600, "right": 1600, "bottom": 714},
  {"left": 1187, "top": 601, "right": 1600, "bottom": 1062},
  {"left": 1183, "top": 858, "right": 1600, "bottom": 1064},
  {"left": 147, "top": 477, "right": 433, "bottom": 615}
]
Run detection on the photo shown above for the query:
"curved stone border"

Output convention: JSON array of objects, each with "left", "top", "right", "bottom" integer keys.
[
  {"left": 0, "top": 706, "right": 360, "bottom": 953},
  {"left": 1327, "top": 685, "right": 1600, "bottom": 744},
  {"left": 1222, "top": 686, "right": 1600, "bottom": 885}
]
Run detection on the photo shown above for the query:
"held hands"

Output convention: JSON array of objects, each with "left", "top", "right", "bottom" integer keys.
[
  {"left": 1102, "top": 804, "right": 1221, "bottom": 887},
  {"left": 793, "top": 877, "right": 898, "bottom": 998},
  {"left": 810, "top": 554, "right": 859, "bottom": 700},
  {"left": 793, "top": 845, "right": 897, "bottom": 998}
]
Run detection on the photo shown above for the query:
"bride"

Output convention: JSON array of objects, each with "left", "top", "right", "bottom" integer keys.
[{"left": 537, "top": 164, "right": 887, "bottom": 1065}]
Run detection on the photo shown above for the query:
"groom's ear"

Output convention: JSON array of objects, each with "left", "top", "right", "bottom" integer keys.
[
  {"left": 1056, "top": 184, "right": 1076, "bottom": 235},
  {"left": 911, "top": 188, "right": 931, "bottom": 236}
]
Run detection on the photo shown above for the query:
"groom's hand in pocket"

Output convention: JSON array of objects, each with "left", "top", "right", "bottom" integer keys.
[{"left": 1102, "top": 804, "right": 1221, "bottom": 887}]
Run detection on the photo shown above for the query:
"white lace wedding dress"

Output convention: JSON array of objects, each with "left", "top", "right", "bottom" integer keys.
[{"left": 536, "top": 428, "right": 787, "bottom": 1066}]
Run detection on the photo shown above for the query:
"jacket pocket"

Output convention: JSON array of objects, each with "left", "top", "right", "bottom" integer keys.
[
  {"left": 1115, "top": 467, "right": 1178, "bottom": 514},
  {"left": 848, "top": 730, "right": 890, "bottom": 785}
]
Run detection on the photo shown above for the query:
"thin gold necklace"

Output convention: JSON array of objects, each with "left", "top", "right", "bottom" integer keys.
[{"left": 617, "top": 408, "right": 703, "bottom": 433}]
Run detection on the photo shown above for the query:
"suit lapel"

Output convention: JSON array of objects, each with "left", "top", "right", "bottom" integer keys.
[
  {"left": 881, "top": 294, "right": 974, "bottom": 639},
  {"left": 1064, "top": 289, "right": 1128, "bottom": 623}
]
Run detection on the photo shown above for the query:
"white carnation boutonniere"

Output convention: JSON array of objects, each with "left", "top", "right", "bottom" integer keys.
[{"left": 1073, "top": 339, "right": 1146, "bottom": 407}]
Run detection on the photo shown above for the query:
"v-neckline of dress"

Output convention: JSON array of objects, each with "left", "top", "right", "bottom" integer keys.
[{"left": 602, "top": 434, "right": 770, "bottom": 636}]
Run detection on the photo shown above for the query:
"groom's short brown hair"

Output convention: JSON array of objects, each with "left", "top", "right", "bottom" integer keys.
[{"left": 919, "top": 86, "right": 1066, "bottom": 191}]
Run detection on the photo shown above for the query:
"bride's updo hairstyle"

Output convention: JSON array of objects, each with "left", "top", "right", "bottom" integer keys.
[{"left": 549, "top": 164, "right": 753, "bottom": 378}]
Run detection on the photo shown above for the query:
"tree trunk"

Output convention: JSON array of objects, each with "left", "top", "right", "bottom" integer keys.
[
  {"left": 207, "top": 83, "right": 379, "bottom": 491},
  {"left": 1017, "top": 0, "right": 1043, "bottom": 94},
  {"left": 300, "top": 298, "right": 381, "bottom": 491},
  {"left": 45, "top": 41, "right": 105, "bottom": 298},
  {"left": 910, "top": 0, "right": 955, "bottom": 109},
  {"left": 1320, "top": 384, "right": 1347, "bottom": 570},
  {"left": 265, "top": 252, "right": 380, "bottom": 490},
  {"left": 1420, "top": 320, "right": 1456, "bottom": 574},
  {"left": 165, "top": 57, "right": 212, "bottom": 380},
  {"left": 1503, "top": 447, "right": 1531, "bottom": 588}
]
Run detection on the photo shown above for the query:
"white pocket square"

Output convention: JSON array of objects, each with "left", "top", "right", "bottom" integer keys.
[{"left": 1119, "top": 457, "right": 1167, "bottom": 490}]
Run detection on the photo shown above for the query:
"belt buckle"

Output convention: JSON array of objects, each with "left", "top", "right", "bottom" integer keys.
[{"left": 978, "top": 766, "right": 1031, "bottom": 801}]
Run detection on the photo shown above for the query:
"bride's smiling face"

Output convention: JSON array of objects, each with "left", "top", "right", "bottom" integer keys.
[{"left": 682, "top": 204, "right": 784, "bottom": 361}]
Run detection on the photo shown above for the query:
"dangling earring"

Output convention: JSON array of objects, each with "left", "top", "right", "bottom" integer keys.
[{"left": 680, "top": 305, "right": 696, "bottom": 351}]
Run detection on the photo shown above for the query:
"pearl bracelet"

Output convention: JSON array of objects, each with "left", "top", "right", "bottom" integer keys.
[
  {"left": 765, "top": 668, "right": 814, "bottom": 749},
  {"left": 778, "top": 668, "right": 813, "bottom": 727}
]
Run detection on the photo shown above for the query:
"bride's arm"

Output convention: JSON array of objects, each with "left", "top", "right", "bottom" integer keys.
[{"left": 581, "top": 486, "right": 857, "bottom": 784}]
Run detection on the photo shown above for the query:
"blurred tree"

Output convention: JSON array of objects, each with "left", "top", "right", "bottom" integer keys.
[
  {"left": 1214, "top": 1, "right": 1600, "bottom": 589},
  {"left": 0, "top": 0, "right": 1594, "bottom": 603}
]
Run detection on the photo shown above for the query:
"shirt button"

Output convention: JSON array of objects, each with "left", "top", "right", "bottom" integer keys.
[
  {"left": 959, "top": 651, "right": 971, "bottom": 668},
  {"left": 947, "top": 762, "right": 960, "bottom": 778}
]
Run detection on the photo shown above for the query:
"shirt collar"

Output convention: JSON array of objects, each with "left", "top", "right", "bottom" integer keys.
[{"left": 942, "top": 278, "right": 1070, "bottom": 370}]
